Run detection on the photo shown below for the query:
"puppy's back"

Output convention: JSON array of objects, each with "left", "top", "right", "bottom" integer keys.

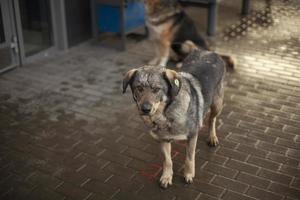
[{"left": 180, "top": 50, "right": 225, "bottom": 112}]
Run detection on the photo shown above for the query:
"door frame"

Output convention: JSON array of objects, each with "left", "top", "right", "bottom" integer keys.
[
  {"left": 0, "top": 0, "right": 20, "bottom": 73},
  {"left": 12, "top": 0, "right": 59, "bottom": 65}
]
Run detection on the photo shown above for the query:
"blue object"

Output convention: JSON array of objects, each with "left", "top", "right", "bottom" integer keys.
[{"left": 96, "top": 2, "right": 145, "bottom": 33}]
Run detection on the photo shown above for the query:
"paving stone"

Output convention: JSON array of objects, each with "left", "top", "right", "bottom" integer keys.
[
  {"left": 236, "top": 144, "right": 268, "bottom": 158},
  {"left": 189, "top": 180, "right": 225, "bottom": 198},
  {"left": 203, "top": 162, "right": 238, "bottom": 179},
  {"left": 26, "top": 187, "right": 65, "bottom": 200},
  {"left": 103, "top": 162, "right": 136, "bottom": 180},
  {"left": 55, "top": 182, "right": 90, "bottom": 200},
  {"left": 197, "top": 193, "right": 218, "bottom": 200},
  {"left": 222, "top": 190, "right": 256, "bottom": 200},
  {"left": 226, "top": 159, "right": 259, "bottom": 175},
  {"left": 258, "top": 169, "right": 293, "bottom": 185},
  {"left": 269, "top": 182, "right": 300, "bottom": 200},
  {"left": 123, "top": 147, "right": 156, "bottom": 162},
  {"left": 216, "top": 147, "right": 248, "bottom": 161},
  {"left": 257, "top": 141, "right": 288, "bottom": 154},
  {"left": 267, "top": 152, "right": 299, "bottom": 168},
  {"left": 247, "top": 187, "right": 283, "bottom": 200},
  {"left": 82, "top": 179, "right": 118, "bottom": 197},
  {"left": 99, "top": 150, "right": 132, "bottom": 166},
  {"left": 212, "top": 175, "right": 248, "bottom": 193},
  {"left": 236, "top": 172, "right": 270, "bottom": 189},
  {"left": 247, "top": 155, "right": 280, "bottom": 171}
]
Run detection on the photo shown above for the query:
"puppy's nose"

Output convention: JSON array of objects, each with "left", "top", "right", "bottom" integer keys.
[{"left": 141, "top": 102, "right": 152, "bottom": 114}]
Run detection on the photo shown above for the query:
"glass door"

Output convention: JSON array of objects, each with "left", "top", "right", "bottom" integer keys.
[
  {"left": 18, "top": 0, "right": 53, "bottom": 57},
  {"left": 0, "top": 0, "right": 19, "bottom": 73}
]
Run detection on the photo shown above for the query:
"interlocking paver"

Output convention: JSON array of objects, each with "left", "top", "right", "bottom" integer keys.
[
  {"left": 212, "top": 176, "right": 249, "bottom": 193},
  {"left": 247, "top": 187, "right": 283, "bottom": 200},
  {"left": 236, "top": 172, "right": 270, "bottom": 189},
  {"left": 258, "top": 169, "right": 293, "bottom": 185},
  {"left": 1, "top": 0, "right": 300, "bottom": 199},
  {"left": 203, "top": 162, "right": 238, "bottom": 179}
]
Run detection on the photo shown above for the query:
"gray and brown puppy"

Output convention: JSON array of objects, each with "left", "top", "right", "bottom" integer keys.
[{"left": 123, "top": 49, "right": 225, "bottom": 188}]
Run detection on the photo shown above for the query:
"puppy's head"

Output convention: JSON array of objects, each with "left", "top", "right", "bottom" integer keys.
[
  {"left": 123, "top": 66, "right": 181, "bottom": 116},
  {"left": 144, "top": 0, "right": 179, "bottom": 15}
]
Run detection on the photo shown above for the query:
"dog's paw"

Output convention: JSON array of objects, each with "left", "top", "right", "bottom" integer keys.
[
  {"left": 184, "top": 173, "right": 194, "bottom": 184},
  {"left": 159, "top": 175, "right": 173, "bottom": 189},
  {"left": 207, "top": 135, "right": 219, "bottom": 147}
]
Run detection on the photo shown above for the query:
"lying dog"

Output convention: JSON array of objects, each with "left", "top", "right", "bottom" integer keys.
[
  {"left": 144, "top": 0, "right": 234, "bottom": 68},
  {"left": 123, "top": 49, "right": 225, "bottom": 188}
]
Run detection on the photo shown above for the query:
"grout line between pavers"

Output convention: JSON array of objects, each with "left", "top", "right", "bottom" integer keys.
[
  {"left": 54, "top": 181, "right": 64, "bottom": 190},
  {"left": 101, "top": 161, "right": 111, "bottom": 170},
  {"left": 83, "top": 192, "right": 93, "bottom": 200},
  {"left": 97, "top": 148, "right": 106, "bottom": 157},
  {"left": 115, "top": 135, "right": 124, "bottom": 143},
  {"left": 104, "top": 174, "right": 114, "bottom": 183},
  {"left": 109, "top": 188, "right": 121, "bottom": 200},
  {"left": 80, "top": 178, "right": 91, "bottom": 187},
  {"left": 219, "top": 188, "right": 227, "bottom": 199},
  {"left": 76, "top": 163, "right": 87, "bottom": 172}
]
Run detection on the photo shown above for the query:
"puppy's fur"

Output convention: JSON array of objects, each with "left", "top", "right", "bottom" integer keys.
[
  {"left": 144, "top": 0, "right": 234, "bottom": 69},
  {"left": 123, "top": 49, "right": 225, "bottom": 188}
]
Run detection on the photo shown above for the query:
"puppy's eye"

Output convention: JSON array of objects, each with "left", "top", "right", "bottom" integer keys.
[
  {"left": 136, "top": 86, "right": 143, "bottom": 92},
  {"left": 153, "top": 88, "right": 160, "bottom": 93}
]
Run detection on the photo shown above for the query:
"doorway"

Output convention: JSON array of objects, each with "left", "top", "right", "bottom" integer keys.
[
  {"left": 18, "top": 0, "right": 53, "bottom": 57},
  {"left": 0, "top": 0, "right": 19, "bottom": 73},
  {"left": 0, "top": 0, "right": 54, "bottom": 74}
]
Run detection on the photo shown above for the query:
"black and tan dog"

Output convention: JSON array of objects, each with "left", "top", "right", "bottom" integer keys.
[
  {"left": 144, "top": 0, "right": 234, "bottom": 68},
  {"left": 123, "top": 49, "right": 225, "bottom": 188}
]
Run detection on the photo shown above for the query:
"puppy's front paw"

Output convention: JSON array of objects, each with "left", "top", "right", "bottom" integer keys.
[
  {"left": 160, "top": 174, "right": 173, "bottom": 189},
  {"left": 184, "top": 173, "right": 194, "bottom": 184},
  {"left": 184, "top": 161, "right": 195, "bottom": 184},
  {"left": 207, "top": 135, "right": 219, "bottom": 147}
]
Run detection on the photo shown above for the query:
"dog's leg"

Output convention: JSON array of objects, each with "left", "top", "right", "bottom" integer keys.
[
  {"left": 157, "top": 30, "right": 172, "bottom": 67},
  {"left": 207, "top": 88, "right": 223, "bottom": 147},
  {"left": 158, "top": 40, "right": 171, "bottom": 66},
  {"left": 207, "top": 116, "right": 219, "bottom": 146},
  {"left": 184, "top": 134, "right": 198, "bottom": 183},
  {"left": 160, "top": 141, "right": 173, "bottom": 188},
  {"left": 149, "top": 42, "right": 160, "bottom": 65}
]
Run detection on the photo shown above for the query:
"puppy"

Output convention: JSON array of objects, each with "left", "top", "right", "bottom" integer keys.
[
  {"left": 144, "top": 0, "right": 234, "bottom": 69},
  {"left": 123, "top": 49, "right": 225, "bottom": 188}
]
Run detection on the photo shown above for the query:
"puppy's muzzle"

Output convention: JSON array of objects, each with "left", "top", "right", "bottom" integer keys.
[{"left": 141, "top": 101, "right": 152, "bottom": 115}]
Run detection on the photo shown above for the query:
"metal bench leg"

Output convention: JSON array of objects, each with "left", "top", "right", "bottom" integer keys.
[
  {"left": 207, "top": 3, "right": 217, "bottom": 36},
  {"left": 242, "top": 0, "right": 251, "bottom": 15}
]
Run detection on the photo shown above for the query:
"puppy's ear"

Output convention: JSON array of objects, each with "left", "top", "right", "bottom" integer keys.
[
  {"left": 123, "top": 69, "right": 137, "bottom": 93},
  {"left": 163, "top": 69, "right": 181, "bottom": 99}
]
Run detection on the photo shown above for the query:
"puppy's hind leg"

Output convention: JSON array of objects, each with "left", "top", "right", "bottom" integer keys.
[
  {"left": 207, "top": 116, "right": 219, "bottom": 147},
  {"left": 184, "top": 134, "right": 198, "bottom": 184},
  {"left": 207, "top": 90, "right": 224, "bottom": 147},
  {"left": 160, "top": 142, "right": 173, "bottom": 188}
]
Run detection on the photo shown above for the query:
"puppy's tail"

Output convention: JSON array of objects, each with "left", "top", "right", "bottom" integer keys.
[{"left": 220, "top": 54, "right": 235, "bottom": 72}]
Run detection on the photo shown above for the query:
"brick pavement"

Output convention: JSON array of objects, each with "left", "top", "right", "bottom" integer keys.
[{"left": 0, "top": 0, "right": 300, "bottom": 199}]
